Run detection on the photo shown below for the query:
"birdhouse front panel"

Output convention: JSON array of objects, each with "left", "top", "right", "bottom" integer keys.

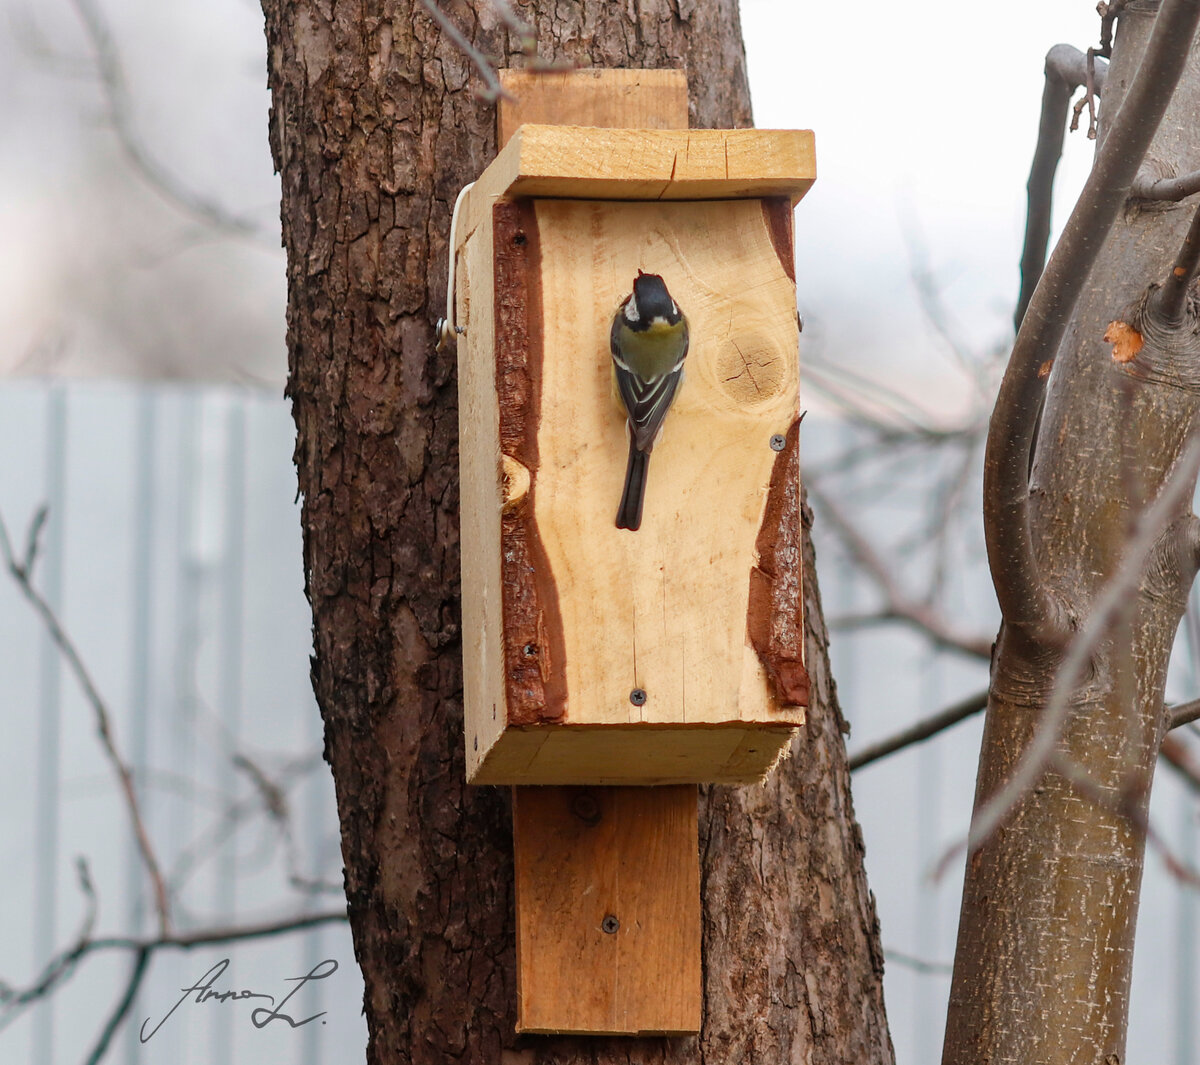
[{"left": 455, "top": 127, "right": 814, "bottom": 785}]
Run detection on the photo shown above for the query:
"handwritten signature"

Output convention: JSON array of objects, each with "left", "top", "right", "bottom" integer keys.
[{"left": 139, "top": 957, "right": 339, "bottom": 1042}]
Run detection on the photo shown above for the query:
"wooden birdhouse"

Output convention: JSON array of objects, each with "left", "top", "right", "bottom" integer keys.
[{"left": 453, "top": 81, "right": 815, "bottom": 789}]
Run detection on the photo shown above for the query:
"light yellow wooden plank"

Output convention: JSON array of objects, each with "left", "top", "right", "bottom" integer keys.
[
  {"left": 531, "top": 198, "right": 804, "bottom": 728},
  {"left": 457, "top": 211, "right": 508, "bottom": 782},
  {"left": 514, "top": 785, "right": 700, "bottom": 1034},
  {"left": 460, "top": 126, "right": 816, "bottom": 242},
  {"left": 498, "top": 69, "right": 688, "bottom": 148},
  {"left": 472, "top": 723, "right": 800, "bottom": 786}
]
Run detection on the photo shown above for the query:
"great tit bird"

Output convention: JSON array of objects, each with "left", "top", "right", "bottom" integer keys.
[{"left": 610, "top": 271, "right": 690, "bottom": 531}]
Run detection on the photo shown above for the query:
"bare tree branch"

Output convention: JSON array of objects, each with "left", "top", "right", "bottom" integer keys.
[
  {"left": 1097, "top": 0, "right": 1129, "bottom": 58},
  {"left": 1130, "top": 167, "right": 1200, "bottom": 201},
  {"left": 1016, "top": 45, "right": 1109, "bottom": 331},
  {"left": 811, "top": 484, "right": 994, "bottom": 660},
  {"left": 0, "top": 909, "right": 348, "bottom": 1033},
  {"left": 83, "top": 947, "right": 149, "bottom": 1065},
  {"left": 1169, "top": 698, "right": 1200, "bottom": 731},
  {"left": 884, "top": 948, "right": 953, "bottom": 976},
  {"left": 67, "top": 0, "right": 266, "bottom": 240},
  {"left": 961, "top": 433, "right": 1200, "bottom": 869},
  {"left": 849, "top": 689, "right": 989, "bottom": 771},
  {"left": 1161, "top": 733, "right": 1200, "bottom": 792},
  {"left": 0, "top": 508, "right": 171, "bottom": 935},
  {"left": 986, "top": 0, "right": 1200, "bottom": 643},
  {"left": 848, "top": 688, "right": 1200, "bottom": 775},
  {"left": 1149, "top": 198, "right": 1200, "bottom": 325}
]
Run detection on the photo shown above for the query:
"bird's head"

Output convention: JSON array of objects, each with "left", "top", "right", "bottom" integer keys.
[{"left": 627, "top": 271, "right": 681, "bottom": 328}]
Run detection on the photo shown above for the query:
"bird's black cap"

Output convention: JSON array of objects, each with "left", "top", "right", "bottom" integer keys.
[{"left": 632, "top": 271, "right": 680, "bottom": 324}]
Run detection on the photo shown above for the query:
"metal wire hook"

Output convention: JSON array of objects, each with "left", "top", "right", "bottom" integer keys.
[{"left": 436, "top": 181, "right": 475, "bottom": 352}]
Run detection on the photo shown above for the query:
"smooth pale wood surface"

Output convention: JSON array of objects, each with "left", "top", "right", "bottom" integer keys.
[
  {"left": 458, "top": 196, "right": 806, "bottom": 784},
  {"left": 533, "top": 198, "right": 804, "bottom": 728},
  {"left": 513, "top": 785, "right": 701, "bottom": 1034},
  {"left": 460, "top": 125, "right": 816, "bottom": 244},
  {"left": 498, "top": 68, "right": 688, "bottom": 147},
  {"left": 456, "top": 192, "right": 509, "bottom": 778},
  {"left": 473, "top": 724, "right": 796, "bottom": 786}
]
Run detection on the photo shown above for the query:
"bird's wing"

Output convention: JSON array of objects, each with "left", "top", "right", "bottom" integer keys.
[{"left": 615, "top": 364, "right": 683, "bottom": 452}]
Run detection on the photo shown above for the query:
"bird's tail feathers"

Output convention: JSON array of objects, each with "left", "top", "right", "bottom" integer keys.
[{"left": 616, "top": 443, "right": 650, "bottom": 531}]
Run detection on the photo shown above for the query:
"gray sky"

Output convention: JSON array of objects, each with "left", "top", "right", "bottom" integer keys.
[{"left": 0, "top": 0, "right": 1103, "bottom": 392}]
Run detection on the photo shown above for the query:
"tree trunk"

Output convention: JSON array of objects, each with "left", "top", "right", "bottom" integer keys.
[
  {"left": 945, "top": 9, "right": 1200, "bottom": 1064},
  {"left": 260, "top": 3, "right": 892, "bottom": 1061}
]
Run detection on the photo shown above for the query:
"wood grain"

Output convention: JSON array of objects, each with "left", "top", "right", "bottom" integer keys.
[
  {"left": 530, "top": 198, "right": 803, "bottom": 728},
  {"left": 498, "top": 68, "right": 688, "bottom": 147},
  {"left": 513, "top": 784, "right": 701, "bottom": 1034},
  {"left": 461, "top": 195, "right": 807, "bottom": 784},
  {"left": 460, "top": 125, "right": 817, "bottom": 242}
]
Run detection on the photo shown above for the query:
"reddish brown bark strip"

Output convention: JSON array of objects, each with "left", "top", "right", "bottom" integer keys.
[
  {"left": 748, "top": 415, "right": 809, "bottom": 707},
  {"left": 761, "top": 197, "right": 796, "bottom": 283},
  {"left": 494, "top": 199, "right": 566, "bottom": 724}
]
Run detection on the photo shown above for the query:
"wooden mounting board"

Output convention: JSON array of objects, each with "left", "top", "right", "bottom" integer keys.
[
  {"left": 513, "top": 785, "right": 701, "bottom": 1034},
  {"left": 498, "top": 68, "right": 689, "bottom": 146}
]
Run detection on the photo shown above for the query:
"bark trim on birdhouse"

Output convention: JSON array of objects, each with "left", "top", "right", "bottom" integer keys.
[
  {"left": 494, "top": 200, "right": 567, "bottom": 726},
  {"left": 748, "top": 414, "right": 810, "bottom": 708}
]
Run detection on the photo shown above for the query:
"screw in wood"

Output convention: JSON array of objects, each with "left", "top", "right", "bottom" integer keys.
[
  {"left": 570, "top": 791, "right": 602, "bottom": 826},
  {"left": 770, "top": 434, "right": 786, "bottom": 452},
  {"left": 601, "top": 915, "right": 620, "bottom": 935},
  {"left": 522, "top": 643, "right": 537, "bottom": 657},
  {"left": 629, "top": 688, "right": 647, "bottom": 706}
]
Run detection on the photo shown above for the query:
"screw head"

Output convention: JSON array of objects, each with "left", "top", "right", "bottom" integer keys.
[
  {"left": 602, "top": 914, "right": 620, "bottom": 935},
  {"left": 629, "top": 688, "right": 647, "bottom": 706},
  {"left": 522, "top": 643, "right": 537, "bottom": 658},
  {"left": 770, "top": 434, "right": 786, "bottom": 452},
  {"left": 570, "top": 791, "right": 602, "bottom": 825}
]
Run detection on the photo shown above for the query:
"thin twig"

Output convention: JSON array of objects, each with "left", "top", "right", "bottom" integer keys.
[
  {"left": 848, "top": 689, "right": 1200, "bottom": 774},
  {"left": 953, "top": 435, "right": 1200, "bottom": 871},
  {"left": 849, "top": 689, "right": 990, "bottom": 771},
  {"left": 810, "top": 485, "right": 994, "bottom": 660},
  {"left": 884, "top": 948, "right": 954, "bottom": 976},
  {"left": 986, "top": 0, "right": 1200, "bottom": 642},
  {"left": 83, "top": 947, "right": 150, "bottom": 1065},
  {"left": 0, "top": 508, "right": 171, "bottom": 935},
  {"left": 1150, "top": 198, "right": 1200, "bottom": 325},
  {"left": 67, "top": 0, "right": 264, "bottom": 239},
  {"left": 0, "top": 910, "right": 349, "bottom": 1030},
  {"left": 1098, "top": 0, "right": 1129, "bottom": 58},
  {"left": 1161, "top": 733, "right": 1200, "bottom": 794},
  {"left": 416, "top": 0, "right": 512, "bottom": 101}
]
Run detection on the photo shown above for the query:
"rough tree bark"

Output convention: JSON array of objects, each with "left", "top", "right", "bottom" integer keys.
[
  {"left": 945, "top": 6, "right": 1200, "bottom": 1063},
  {"left": 260, "top": 2, "right": 892, "bottom": 1063}
]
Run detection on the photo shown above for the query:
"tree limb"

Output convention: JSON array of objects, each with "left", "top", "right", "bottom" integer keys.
[
  {"left": 0, "top": 508, "right": 171, "bottom": 934},
  {"left": 1149, "top": 197, "right": 1200, "bottom": 325},
  {"left": 1016, "top": 45, "right": 1109, "bottom": 331},
  {"left": 1130, "top": 167, "right": 1200, "bottom": 201},
  {"left": 811, "top": 484, "right": 994, "bottom": 660},
  {"left": 985, "top": 0, "right": 1200, "bottom": 643},
  {"left": 849, "top": 688, "right": 989, "bottom": 771},
  {"left": 966, "top": 433, "right": 1200, "bottom": 865},
  {"left": 1169, "top": 698, "right": 1200, "bottom": 730}
]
